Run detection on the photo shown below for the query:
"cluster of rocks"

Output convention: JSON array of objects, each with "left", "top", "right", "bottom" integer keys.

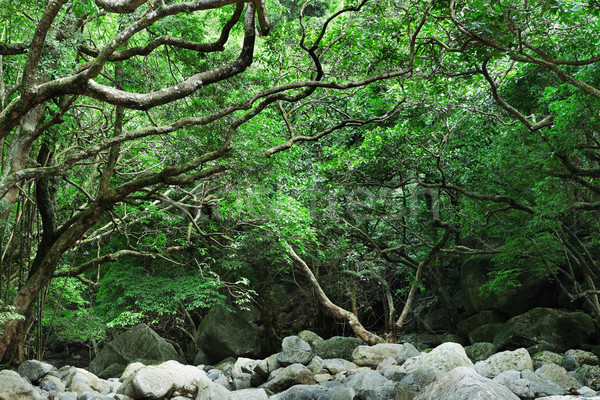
[{"left": 4, "top": 329, "right": 600, "bottom": 400}]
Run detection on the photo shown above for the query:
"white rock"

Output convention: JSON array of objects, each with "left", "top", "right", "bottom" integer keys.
[{"left": 475, "top": 348, "right": 533, "bottom": 378}]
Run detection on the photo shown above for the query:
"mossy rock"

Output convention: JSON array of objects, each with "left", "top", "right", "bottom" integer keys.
[
  {"left": 314, "top": 336, "right": 364, "bottom": 360},
  {"left": 297, "top": 330, "right": 325, "bottom": 352},
  {"left": 465, "top": 342, "right": 496, "bottom": 362},
  {"left": 457, "top": 310, "right": 506, "bottom": 338},
  {"left": 98, "top": 363, "right": 126, "bottom": 379},
  {"left": 493, "top": 307, "right": 596, "bottom": 353}
]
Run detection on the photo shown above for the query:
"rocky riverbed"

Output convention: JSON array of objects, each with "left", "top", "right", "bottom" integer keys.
[{"left": 3, "top": 333, "right": 600, "bottom": 400}]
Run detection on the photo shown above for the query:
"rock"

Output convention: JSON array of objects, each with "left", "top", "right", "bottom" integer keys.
[
  {"left": 195, "top": 305, "right": 262, "bottom": 361},
  {"left": 296, "top": 331, "right": 325, "bottom": 352},
  {"left": 314, "top": 336, "right": 364, "bottom": 360},
  {"left": 270, "top": 384, "right": 337, "bottom": 400},
  {"left": 194, "top": 348, "right": 212, "bottom": 366},
  {"left": 468, "top": 323, "right": 504, "bottom": 344},
  {"left": 533, "top": 351, "right": 563, "bottom": 370},
  {"left": 120, "top": 362, "right": 145, "bottom": 382},
  {"left": 562, "top": 349, "right": 600, "bottom": 371},
  {"left": 493, "top": 308, "right": 596, "bottom": 353},
  {"left": 398, "top": 342, "right": 474, "bottom": 388},
  {"left": 465, "top": 342, "right": 496, "bottom": 362},
  {"left": 98, "top": 363, "right": 126, "bottom": 379},
  {"left": 457, "top": 310, "right": 507, "bottom": 338},
  {"left": 230, "top": 388, "right": 269, "bottom": 400},
  {"left": 196, "top": 373, "right": 232, "bottom": 400},
  {"left": 493, "top": 370, "right": 531, "bottom": 398},
  {"left": 321, "top": 358, "right": 357, "bottom": 375},
  {"left": 341, "top": 370, "right": 390, "bottom": 391},
  {"left": 413, "top": 366, "right": 520, "bottom": 400},
  {"left": 40, "top": 375, "right": 66, "bottom": 393},
  {"left": 18, "top": 359, "right": 54, "bottom": 383},
  {"left": 89, "top": 324, "right": 185, "bottom": 375},
  {"left": 251, "top": 354, "right": 280, "bottom": 387},
  {"left": 397, "top": 333, "right": 442, "bottom": 350},
  {"left": 398, "top": 365, "right": 438, "bottom": 391},
  {"left": 573, "top": 365, "right": 600, "bottom": 390},
  {"left": 277, "top": 336, "right": 313, "bottom": 366},
  {"left": 306, "top": 356, "right": 324, "bottom": 374},
  {"left": 475, "top": 348, "right": 533, "bottom": 378},
  {"left": 459, "top": 255, "right": 554, "bottom": 316},
  {"left": 260, "top": 364, "right": 315, "bottom": 393},
  {"left": 351, "top": 343, "right": 419, "bottom": 367},
  {"left": 521, "top": 369, "right": 564, "bottom": 396},
  {"left": 118, "top": 360, "right": 204, "bottom": 399},
  {"left": 0, "top": 370, "right": 45, "bottom": 400},
  {"left": 536, "top": 363, "right": 582, "bottom": 390},
  {"left": 66, "top": 368, "right": 110, "bottom": 395},
  {"left": 577, "top": 386, "right": 598, "bottom": 397},
  {"left": 330, "top": 387, "right": 356, "bottom": 400}
]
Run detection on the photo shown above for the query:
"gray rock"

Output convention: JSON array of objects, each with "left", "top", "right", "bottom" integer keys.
[
  {"left": 533, "top": 351, "right": 563, "bottom": 370},
  {"left": 493, "top": 308, "right": 596, "bottom": 353},
  {"left": 493, "top": 370, "right": 532, "bottom": 398},
  {"left": 40, "top": 375, "right": 66, "bottom": 392},
  {"left": 120, "top": 362, "right": 145, "bottom": 382},
  {"left": 277, "top": 336, "right": 314, "bottom": 366},
  {"left": 260, "top": 364, "right": 315, "bottom": 393},
  {"left": 98, "top": 363, "right": 126, "bottom": 380},
  {"left": 398, "top": 365, "right": 438, "bottom": 391},
  {"left": 196, "top": 373, "right": 232, "bottom": 400},
  {"left": 465, "top": 342, "right": 496, "bottom": 362},
  {"left": 573, "top": 365, "right": 600, "bottom": 391},
  {"left": 18, "top": 359, "right": 54, "bottom": 383},
  {"left": 341, "top": 370, "right": 390, "bottom": 391},
  {"left": 251, "top": 354, "right": 280, "bottom": 387},
  {"left": 66, "top": 368, "right": 110, "bottom": 395},
  {"left": 307, "top": 356, "right": 324, "bottom": 374},
  {"left": 522, "top": 369, "right": 564, "bottom": 396},
  {"left": 457, "top": 310, "right": 507, "bottom": 338},
  {"left": 89, "top": 324, "right": 184, "bottom": 375},
  {"left": 413, "top": 366, "right": 520, "bottom": 400},
  {"left": 270, "top": 384, "right": 337, "bottom": 400},
  {"left": 314, "top": 337, "right": 364, "bottom": 360},
  {"left": 398, "top": 342, "right": 474, "bottom": 384},
  {"left": 536, "top": 363, "right": 582, "bottom": 390},
  {"left": 577, "top": 386, "right": 598, "bottom": 397},
  {"left": 562, "top": 350, "right": 600, "bottom": 371},
  {"left": 475, "top": 348, "right": 533, "bottom": 378},
  {"left": 351, "top": 343, "right": 419, "bottom": 367},
  {"left": 194, "top": 348, "right": 212, "bottom": 366},
  {"left": 195, "top": 305, "right": 262, "bottom": 361},
  {"left": 230, "top": 388, "right": 269, "bottom": 400},
  {"left": 321, "top": 359, "right": 357, "bottom": 375},
  {"left": 469, "top": 323, "right": 505, "bottom": 344},
  {"left": 330, "top": 387, "right": 355, "bottom": 400},
  {"left": 0, "top": 370, "right": 46, "bottom": 400}
]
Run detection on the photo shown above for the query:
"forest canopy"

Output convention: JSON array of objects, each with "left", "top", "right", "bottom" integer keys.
[{"left": 1, "top": 0, "right": 600, "bottom": 364}]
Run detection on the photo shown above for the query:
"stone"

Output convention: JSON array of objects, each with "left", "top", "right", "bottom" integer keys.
[
  {"left": 40, "top": 375, "right": 66, "bottom": 393},
  {"left": 330, "top": 387, "right": 356, "bottom": 400},
  {"left": 89, "top": 324, "right": 185, "bottom": 375},
  {"left": 351, "top": 343, "right": 419, "bottom": 367},
  {"left": 562, "top": 349, "right": 600, "bottom": 371},
  {"left": 260, "top": 363, "right": 315, "bottom": 393},
  {"left": 573, "top": 365, "right": 600, "bottom": 390},
  {"left": 269, "top": 384, "right": 337, "bottom": 400},
  {"left": 341, "top": 370, "right": 390, "bottom": 391},
  {"left": 120, "top": 362, "right": 145, "bottom": 382},
  {"left": 577, "top": 386, "right": 598, "bottom": 397},
  {"left": 251, "top": 354, "right": 280, "bottom": 387},
  {"left": 0, "top": 370, "right": 45, "bottom": 400},
  {"left": 493, "top": 308, "right": 596, "bottom": 353},
  {"left": 398, "top": 365, "right": 438, "bottom": 391},
  {"left": 457, "top": 310, "right": 507, "bottom": 338},
  {"left": 230, "top": 388, "right": 269, "bottom": 400},
  {"left": 314, "top": 336, "right": 364, "bottom": 360},
  {"left": 493, "top": 370, "right": 532, "bottom": 398},
  {"left": 465, "top": 342, "right": 496, "bottom": 362},
  {"left": 194, "top": 348, "right": 212, "bottom": 366},
  {"left": 277, "top": 336, "right": 314, "bottom": 366},
  {"left": 521, "top": 369, "right": 564, "bottom": 396},
  {"left": 459, "top": 255, "right": 555, "bottom": 316},
  {"left": 306, "top": 356, "right": 324, "bottom": 374},
  {"left": 66, "top": 368, "right": 110, "bottom": 395},
  {"left": 194, "top": 305, "right": 261, "bottom": 361},
  {"left": 536, "top": 363, "right": 582, "bottom": 390},
  {"left": 533, "top": 351, "right": 563, "bottom": 370},
  {"left": 17, "top": 359, "right": 54, "bottom": 383},
  {"left": 296, "top": 331, "right": 325, "bottom": 352},
  {"left": 98, "top": 363, "right": 126, "bottom": 379},
  {"left": 398, "top": 342, "right": 474, "bottom": 387},
  {"left": 475, "top": 348, "right": 533, "bottom": 378},
  {"left": 196, "top": 373, "right": 232, "bottom": 400},
  {"left": 321, "top": 358, "right": 357, "bottom": 374},
  {"left": 413, "top": 366, "right": 520, "bottom": 400},
  {"left": 118, "top": 360, "right": 204, "bottom": 399}
]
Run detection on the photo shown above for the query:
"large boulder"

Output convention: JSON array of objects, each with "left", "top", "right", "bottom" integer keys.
[
  {"left": 270, "top": 385, "right": 338, "bottom": 400},
  {"left": 460, "top": 255, "right": 555, "bottom": 316},
  {"left": 18, "top": 359, "right": 54, "bottom": 383},
  {"left": 195, "top": 305, "right": 262, "bottom": 362},
  {"left": 492, "top": 307, "right": 596, "bottom": 353},
  {"left": 89, "top": 323, "right": 184, "bottom": 375},
  {"left": 413, "top": 366, "right": 520, "bottom": 400},
  {"left": 457, "top": 310, "right": 507, "bottom": 339},
  {"left": 0, "top": 370, "right": 45, "bottom": 400},
  {"left": 259, "top": 363, "right": 315, "bottom": 393},
  {"left": 276, "top": 336, "right": 313, "bottom": 366}
]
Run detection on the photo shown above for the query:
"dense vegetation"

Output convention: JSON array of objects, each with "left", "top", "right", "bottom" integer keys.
[{"left": 1, "top": 0, "right": 600, "bottom": 365}]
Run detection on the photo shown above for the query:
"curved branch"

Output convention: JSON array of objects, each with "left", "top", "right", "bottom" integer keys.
[
  {"left": 0, "top": 42, "right": 28, "bottom": 56},
  {"left": 94, "top": 0, "right": 148, "bottom": 13}
]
